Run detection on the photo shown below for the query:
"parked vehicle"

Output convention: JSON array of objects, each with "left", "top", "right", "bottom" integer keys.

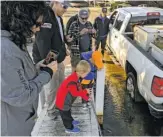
[
  {"left": 96, "top": 0, "right": 110, "bottom": 7},
  {"left": 138, "top": 4, "right": 148, "bottom": 7},
  {"left": 108, "top": 7, "right": 163, "bottom": 118},
  {"left": 116, "top": 3, "right": 131, "bottom": 9},
  {"left": 69, "top": 0, "right": 89, "bottom": 8}
]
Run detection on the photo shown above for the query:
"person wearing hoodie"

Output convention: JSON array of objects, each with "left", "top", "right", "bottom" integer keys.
[
  {"left": 55, "top": 60, "right": 92, "bottom": 133},
  {"left": 94, "top": 7, "right": 110, "bottom": 55},
  {"left": 1, "top": 1, "right": 57, "bottom": 136},
  {"left": 71, "top": 51, "right": 104, "bottom": 109},
  {"left": 80, "top": 50, "right": 104, "bottom": 109},
  {"left": 32, "top": 0, "right": 71, "bottom": 119}
]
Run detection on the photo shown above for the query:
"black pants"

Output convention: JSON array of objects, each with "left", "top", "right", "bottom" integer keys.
[
  {"left": 59, "top": 109, "right": 74, "bottom": 130},
  {"left": 95, "top": 37, "right": 107, "bottom": 55}
]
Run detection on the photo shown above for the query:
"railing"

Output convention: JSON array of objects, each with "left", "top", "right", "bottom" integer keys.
[
  {"left": 95, "top": 68, "right": 105, "bottom": 116},
  {"left": 90, "top": 68, "right": 105, "bottom": 136}
]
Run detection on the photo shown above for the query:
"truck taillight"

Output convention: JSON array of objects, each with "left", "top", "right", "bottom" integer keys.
[
  {"left": 147, "top": 12, "right": 160, "bottom": 16},
  {"left": 152, "top": 76, "right": 163, "bottom": 97}
]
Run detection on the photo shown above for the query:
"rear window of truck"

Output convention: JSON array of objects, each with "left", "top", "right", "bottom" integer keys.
[{"left": 125, "top": 15, "right": 163, "bottom": 32}]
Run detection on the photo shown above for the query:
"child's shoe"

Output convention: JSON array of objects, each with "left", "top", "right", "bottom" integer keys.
[
  {"left": 65, "top": 127, "right": 80, "bottom": 133},
  {"left": 72, "top": 120, "right": 80, "bottom": 125}
]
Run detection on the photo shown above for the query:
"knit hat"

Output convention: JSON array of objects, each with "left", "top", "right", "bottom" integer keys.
[{"left": 92, "top": 51, "right": 104, "bottom": 69}]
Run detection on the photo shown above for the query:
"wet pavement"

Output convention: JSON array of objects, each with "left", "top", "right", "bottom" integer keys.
[
  {"left": 102, "top": 51, "right": 163, "bottom": 136},
  {"left": 28, "top": 42, "right": 163, "bottom": 136},
  {"left": 27, "top": 42, "right": 163, "bottom": 136}
]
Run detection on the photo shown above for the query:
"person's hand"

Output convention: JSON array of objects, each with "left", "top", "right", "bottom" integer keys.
[
  {"left": 36, "top": 59, "right": 46, "bottom": 70},
  {"left": 91, "top": 28, "right": 96, "bottom": 34},
  {"left": 47, "top": 61, "right": 58, "bottom": 72},
  {"left": 86, "top": 88, "right": 90, "bottom": 94},
  {"left": 88, "top": 96, "right": 92, "bottom": 101},
  {"left": 80, "top": 28, "right": 88, "bottom": 35},
  {"left": 92, "top": 46, "right": 96, "bottom": 51},
  {"left": 36, "top": 60, "right": 58, "bottom": 72},
  {"left": 66, "top": 35, "right": 73, "bottom": 42},
  {"left": 86, "top": 88, "right": 93, "bottom": 94}
]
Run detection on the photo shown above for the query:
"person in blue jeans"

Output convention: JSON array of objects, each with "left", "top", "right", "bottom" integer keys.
[{"left": 94, "top": 7, "right": 110, "bottom": 55}]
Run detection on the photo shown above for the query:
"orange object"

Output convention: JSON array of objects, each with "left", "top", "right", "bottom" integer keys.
[
  {"left": 81, "top": 79, "right": 94, "bottom": 85},
  {"left": 92, "top": 51, "right": 104, "bottom": 69}
]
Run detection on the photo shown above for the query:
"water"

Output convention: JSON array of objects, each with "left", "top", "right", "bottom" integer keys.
[{"left": 102, "top": 53, "right": 163, "bottom": 136}]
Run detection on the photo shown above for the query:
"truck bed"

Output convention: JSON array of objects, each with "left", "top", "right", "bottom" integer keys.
[{"left": 124, "top": 35, "right": 163, "bottom": 71}]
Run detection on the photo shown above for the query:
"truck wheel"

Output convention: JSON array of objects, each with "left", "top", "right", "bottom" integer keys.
[
  {"left": 126, "top": 72, "right": 144, "bottom": 102},
  {"left": 149, "top": 106, "right": 163, "bottom": 119}
]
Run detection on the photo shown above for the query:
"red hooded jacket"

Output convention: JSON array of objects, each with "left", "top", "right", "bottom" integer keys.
[{"left": 55, "top": 72, "right": 89, "bottom": 111}]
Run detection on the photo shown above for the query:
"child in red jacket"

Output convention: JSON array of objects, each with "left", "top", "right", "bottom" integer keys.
[{"left": 55, "top": 60, "right": 92, "bottom": 133}]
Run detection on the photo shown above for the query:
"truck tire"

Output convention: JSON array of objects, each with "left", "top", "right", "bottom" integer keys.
[
  {"left": 149, "top": 106, "right": 163, "bottom": 119},
  {"left": 126, "top": 72, "right": 144, "bottom": 102}
]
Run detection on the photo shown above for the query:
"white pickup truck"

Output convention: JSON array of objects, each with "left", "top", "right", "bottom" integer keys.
[{"left": 108, "top": 7, "right": 163, "bottom": 118}]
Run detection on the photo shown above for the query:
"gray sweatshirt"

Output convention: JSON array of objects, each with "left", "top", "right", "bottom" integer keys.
[{"left": 1, "top": 30, "right": 52, "bottom": 136}]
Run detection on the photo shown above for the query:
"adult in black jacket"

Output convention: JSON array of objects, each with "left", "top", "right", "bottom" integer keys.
[
  {"left": 33, "top": 6, "right": 67, "bottom": 64},
  {"left": 32, "top": 0, "right": 71, "bottom": 119},
  {"left": 94, "top": 7, "right": 110, "bottom": 55}
]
